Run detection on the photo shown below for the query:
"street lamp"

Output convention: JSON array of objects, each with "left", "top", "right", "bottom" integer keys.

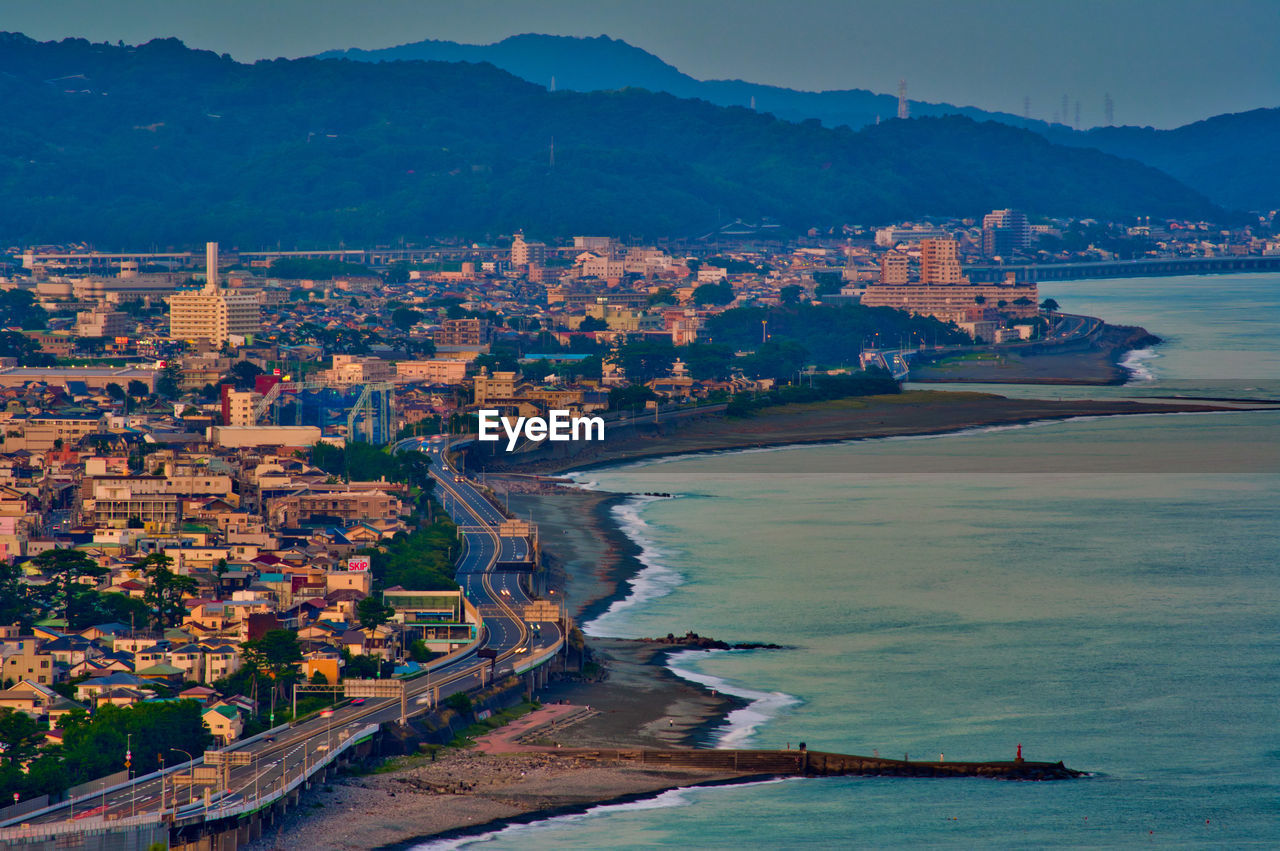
[
  {"left": 168, "top": 748, "right": 195, "bottom": 807},
  {"left": 125, "top": 733, "right": 135, "bottom": 817}
]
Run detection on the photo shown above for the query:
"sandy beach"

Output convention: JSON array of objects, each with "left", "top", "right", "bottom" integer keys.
[
  {"left": 245, "top": 749, "right": 750, "bottom": 851},
  {"left": 476, "top": 390, "right": 1243, "bottom": 475}
]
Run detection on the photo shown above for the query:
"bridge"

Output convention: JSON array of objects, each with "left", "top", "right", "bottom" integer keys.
[
  {"left": 964, "top": 254, "right": 1280, "bottom": 283},
  {"left": 860, "top": 349, "right": 913, "bottom": 381},
  {"left": 0, "top": 438, "right": 563, "bottom": 849}
]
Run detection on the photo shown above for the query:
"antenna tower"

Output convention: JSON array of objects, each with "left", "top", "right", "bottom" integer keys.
[
  {"left": 549, "top": 137, "right": 555, "bottom": 169},
  {"left": 897, "top": 80, "right": 909, "bottom": 119},
  {"left": 1074, "top": 100, "right": 1081, "bottom": 130},
  {"left": 550, "top": 75, "right": 556, "bottom": 92},
  {"left": 1104, "top": 93, "right": 1114, "bottom": 126},
  {"left": 1023, "top": 96, "right": 1031, "bottom": 120}
]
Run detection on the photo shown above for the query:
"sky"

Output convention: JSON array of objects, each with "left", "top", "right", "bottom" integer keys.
[{"left": 4, "top": 0, "right": 1278, "bottom": 129}]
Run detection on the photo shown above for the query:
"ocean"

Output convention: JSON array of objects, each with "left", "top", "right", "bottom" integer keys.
[{"left": 424, "top": 274, "right": 1280, "bottom": 848}]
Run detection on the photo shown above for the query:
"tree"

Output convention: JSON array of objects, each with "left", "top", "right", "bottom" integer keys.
[
  {"left": 0, "top": 708, "right": 43, "bottom": 767},
  {"left": 681, "top": 343, "right": 735, "bottom": 380},
  {"left": 340, "top": 649, "right": 379, "bottom": 679},
  {"left": 0, "top": 562, "right": 32, "bottom": 628},
  {"left": 739, "top": 339, "right": 809, "bottom": 381},
  {"left": 692, "top": 281, "right": 734, "bottom": 306},
  {"left": 105, "top": 382, "right": 126, "bottom": 402},
  {"left": 139, "top": 553, "right": 197, "bottom": 630},
  {"left": 647, "top": 287, "right": 675, "bottom": 306},
  {"left": 1041, "top": 298, "right": 1060, "bottom": 312},
  {"left": 156, "top": 362, "right": 183, "bottom": 399},
  {"left": 391, "top": 307, "right": 423, "bottom": 332},
  {"left": 578, "top": 315, "right": 608, "bottom": 332},
  {"left": 213, "top": 558, "right": 230, "bottom": 600},
  {"left": 127, "top": 380, "right": 149, "bottom": 398},
  {"left": 780, "top": 284, "right": 803, "bottom": 304},
  {"left": 242, "top": 630, "right": 303, "bottom": 703},
  {"left": 229, "top": 360, "right": 264, "bottom": 390},
  {"left": 613, "top": 339, "right": 676, "bottom": 384},
  {"left": 356, "top": 595, "right": 395, "bottom": 630},
  {"left": 32, "top": 549, "right": 108, "bottom": 626},
  {"left": 385, "top": 262, "right": 410, "bottom": 284},
  {"left": 408, "top": 639, "right": 434, "bottom": 663},
  {"left": 608, "top": 384, "right": 658, "bottom": 412}
]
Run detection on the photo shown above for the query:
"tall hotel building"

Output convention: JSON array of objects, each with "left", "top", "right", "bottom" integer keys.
[
  {"left": 168, "top": 242, "right": 261, "bottom": 345},
  {"left": 862, "top": 238, "right": 1038, "bottom": 322}
]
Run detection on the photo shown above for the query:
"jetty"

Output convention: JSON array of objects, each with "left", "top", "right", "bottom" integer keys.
[{"left": 571, "top": 748, "right": 1082, "bottom": 781}]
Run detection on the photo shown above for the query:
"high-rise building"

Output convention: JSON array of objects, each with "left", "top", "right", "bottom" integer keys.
[
  {"left": 879, "top": 253, "right": 910, "bottom": 285},
  {"left": 510, "top": 232, "right": 547, "bottom": 267},
  {"left": 167, "top": 242, "right": 260, "bottom": 345},
  {"left": 433, "top": 318, "right": 489, "bottom": 347},
  {"left": 981, "top": 209, "right": 1031, "bottom": 258},
  {"left": 919, "top": 239, "right": 966, "bottom": 285}
]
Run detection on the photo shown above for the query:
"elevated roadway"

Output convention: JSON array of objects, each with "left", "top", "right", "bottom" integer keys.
[{"left": 7, "top": 437, "right": 562, "bottom": 832}]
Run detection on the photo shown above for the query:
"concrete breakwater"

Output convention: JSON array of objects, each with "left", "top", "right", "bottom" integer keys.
[{"left": 574, "top": 748, "right": 1084, "bottom": 780}]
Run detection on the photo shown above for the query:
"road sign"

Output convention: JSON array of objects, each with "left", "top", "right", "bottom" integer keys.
[
  {"left": 344, "top": 679, "right": 402, "bottom": 698},
  {"left": 347, "top": 556, "right": 371, "bottom": 572},
  {"left": 499, "top": 520, "right": 533, "bottom": 538},
  {"left": 204, "top": 750, "right": 251, "bottom": 766},
  {"left": 524, "top": 601, "right": 560, "bottom": 622}
]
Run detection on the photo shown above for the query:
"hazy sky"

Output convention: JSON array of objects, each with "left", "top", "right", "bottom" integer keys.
[{"left": 5, "top": 0, "right": 1278, "bottom": 128}]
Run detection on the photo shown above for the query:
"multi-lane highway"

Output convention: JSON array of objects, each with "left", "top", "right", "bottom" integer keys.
[{"left": 9, "top": 436, "right": 562, "bottom": 830}]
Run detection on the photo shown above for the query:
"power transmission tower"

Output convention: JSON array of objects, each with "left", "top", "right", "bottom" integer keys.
[
  {"left": 1061, "top": 94, "right": 1069, "bottom": 126},
  {"left": 1074, "top": 100, "right": 1081, "bottom": 130},
  {"left": 1104, "top": 92, "right": 1114, "bottom": 126},
  {"left": 1023, "top": 96, "right": 1031, "bottom": 120}
]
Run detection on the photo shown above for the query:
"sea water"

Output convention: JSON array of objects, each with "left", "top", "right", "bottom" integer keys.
[{"left": 423, "top": 275, "right": 1279, "bottom": 848}]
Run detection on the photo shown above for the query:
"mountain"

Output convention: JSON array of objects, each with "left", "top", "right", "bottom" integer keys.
[
  {"left": 0, "top": 33, "right": 1219, "bottom": 248},
  {"left": 322, "top": 34, "right": 1276, "bottom": 210},
  {"left": 1041, "top": 109, "right": 1280, "bottom": 211},
  {"left": 318, "top": 34, "right": 1044, "bottom": 134}
]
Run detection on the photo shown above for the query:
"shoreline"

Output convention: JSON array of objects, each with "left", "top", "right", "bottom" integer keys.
[
  {"left": 252, "top": 394, "right": 1271, "bottom": 848},
  {"left": 493, "top": 392, "right": 1255, "bottom": 477},
  {"left": 376, "top": 774, "right": 786, "bottom": 851},
  {"left": 244, "top": 750, "right": 768, "bottom": 851}
]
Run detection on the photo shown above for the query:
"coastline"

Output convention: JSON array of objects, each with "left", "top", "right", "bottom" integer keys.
[
  {"left": 244, "top": 749, "right": 765, "bottom": 851},
  {"left": 252, "top": 390, "right": 1270, "bottom": 848},
  {"left": 908, "top": 323, "right": 1160, "bottom": 385},
  {"left": 480, "top": 390, "right": 1249, "bottom": 476}
]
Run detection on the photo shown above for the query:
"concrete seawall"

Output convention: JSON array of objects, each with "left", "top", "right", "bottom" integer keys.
[{"left": 573, "top": 748, "right": 1083, "bottom": 780}]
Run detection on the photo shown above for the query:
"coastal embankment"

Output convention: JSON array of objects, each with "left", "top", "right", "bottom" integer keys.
[
  {"left": 478, "top": 390, "right": 1243, "bottom": 475},
  {"left": 909, "top": 323, "right": 1160, "bottom": 385}
]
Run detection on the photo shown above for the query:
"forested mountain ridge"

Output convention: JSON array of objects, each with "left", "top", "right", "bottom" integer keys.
[
  {"left": 325, "top": 33, "right": 1277, "bottom": 211},
  {"left": 0, "top": 33, "right": 1220, "bottom": 247}
]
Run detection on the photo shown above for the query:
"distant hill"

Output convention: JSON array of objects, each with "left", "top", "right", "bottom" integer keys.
[
  {"left": 322, "top": 34, "right": 1276, "bottom": 210},
  {"left": 0, "top": 33, "right": 1219, "bottom": 247},
  {"left": 1041, "top": 109, "right": 1280, "bottom": 211},
  {"left": 318, "top": 33, "right": 1045, "bottom": 134}
]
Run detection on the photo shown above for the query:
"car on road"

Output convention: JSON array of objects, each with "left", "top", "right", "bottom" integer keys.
[{"left": 351, "top": 698, "right": 365, "bottom": 705}]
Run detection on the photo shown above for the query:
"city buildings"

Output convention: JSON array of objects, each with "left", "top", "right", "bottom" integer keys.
[{"left": 167, "top": 243, "right": 261, "bottom": 345}]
